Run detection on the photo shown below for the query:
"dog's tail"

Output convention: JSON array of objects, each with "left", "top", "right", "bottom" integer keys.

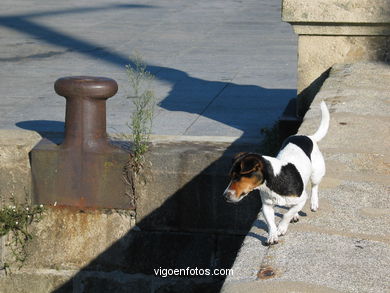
[{"left": 309, "top": 101, "right": 330, "bottom": 142}]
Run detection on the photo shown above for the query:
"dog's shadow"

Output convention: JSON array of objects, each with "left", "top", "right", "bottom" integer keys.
[
  {"left": 246, "top": 218, "right": 268, "bottom": 245},
  {"left": 276, "top": 206, "right": 308, "bottom": 218},
  {"left": 247, "top": 209, "right": 308, "bottom": 246}
]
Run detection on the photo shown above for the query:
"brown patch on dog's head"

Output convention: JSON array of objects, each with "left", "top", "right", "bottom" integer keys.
[
  {"left": 230, "top": 153, "right": 264, "bottom": 178},
  {"left": 224, "top": 153, "right": 265, "bottom": 203},
  {"left": 232, "top": 152, "right": 248, "bottom": 162}
]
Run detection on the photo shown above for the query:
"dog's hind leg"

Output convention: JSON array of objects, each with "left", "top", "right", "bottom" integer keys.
[
  {"left": 277, "top": 192, "right": 308, "bottom": 236},
  {"left": 310, "top": 184, "right": 320, "bottom": 212},
  {"left": 310, "top": 150, "right": 326, "bottom": 212}
]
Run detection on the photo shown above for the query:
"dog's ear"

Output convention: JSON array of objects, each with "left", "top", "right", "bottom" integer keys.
[
  {"left": 240, "top": 156, "right": 263, "bottom": 175},
  {"left": 233, "top": 152, "right": 248, "bottom": 163},
  {"left": 230, "top": 152, "right": 248, "bottom": 177}
]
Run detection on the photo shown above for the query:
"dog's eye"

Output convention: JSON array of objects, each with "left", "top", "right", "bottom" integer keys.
[{"left": 230, "top": 172, "right": 239, "bottom": 179}]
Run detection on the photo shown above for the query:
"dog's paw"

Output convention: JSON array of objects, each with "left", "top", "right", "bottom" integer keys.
[
  {"left": 290, "top": 213, "right": 299, "bottom": 223},
  {"left": 266, "top": 232, "right": 279, "bottom": 245},
  {"left": 265, "top": 235, "right": 279, "bottom": 245},
  {"left": 310, "top": 202, "right": 319, "bottom": 212},
  {"left": 277, "top": 223, "right": 289, "bottom": 236}
]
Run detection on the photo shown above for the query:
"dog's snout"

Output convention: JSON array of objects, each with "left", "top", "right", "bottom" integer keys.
[
  {"left": 224, "top": 189, "right": 237, "bottom": 203},
  {"left": 224, "top": 190, "right": 232, "bottom": 198}
]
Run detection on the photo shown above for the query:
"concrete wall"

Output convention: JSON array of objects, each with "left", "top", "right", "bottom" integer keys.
[
  {"left": 0, "top": 130, "right": 41, "bottom": 205},
  {"left": 0, "top": 130, "right": 41, "bottom": 275},
  {"left": 136, "top": 140, "right": 262, "bottom": 234},
  {"left": 282, "top": 0, "right": 390, "bottom": 115},
  {"left": 0, "top": 133, "right": 264, "bottom": 292}
]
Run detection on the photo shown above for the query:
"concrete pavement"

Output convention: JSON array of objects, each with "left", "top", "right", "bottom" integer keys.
[{"left": 0, "top": 0, "right": 297, "bottom": 139}]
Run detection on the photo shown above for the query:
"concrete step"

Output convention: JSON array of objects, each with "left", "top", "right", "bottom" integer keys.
[{"left": 222, "top": 62, "right": 390, "bottom": 293}]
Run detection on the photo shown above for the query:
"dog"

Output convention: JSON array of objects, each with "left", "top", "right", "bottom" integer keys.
[{"left": 223, "top": 101, "right": 330, "bottom": 245}]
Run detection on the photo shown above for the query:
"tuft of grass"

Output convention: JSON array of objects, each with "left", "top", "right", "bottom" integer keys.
[
  {"left": 122, "top": 53, "right": 156, "bottom": 207},
  {"left": 125, "top": 53, "right": 156, "bottom": 172},
  {"left": 0, "top": 202, "right": 45, "bottom": 273}
]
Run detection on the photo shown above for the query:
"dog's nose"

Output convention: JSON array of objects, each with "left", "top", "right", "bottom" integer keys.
[
  {"left": 223, "top": 190, "right": 236, "bottom": 202},
  {"left": 223, "top": 192, "right": 230, "bottom": 200}
]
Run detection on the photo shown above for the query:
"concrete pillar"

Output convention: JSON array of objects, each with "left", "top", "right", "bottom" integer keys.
[{"left": 282, "top": 0, "right": 390, "bottom": 116}]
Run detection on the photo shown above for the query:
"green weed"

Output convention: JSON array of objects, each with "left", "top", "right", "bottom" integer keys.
[
  {"left": 0, "top": 202, "right": 45, "bottom": 273},
  {"left": 125, "top": 53, "right": 156, "bottom": 172}
]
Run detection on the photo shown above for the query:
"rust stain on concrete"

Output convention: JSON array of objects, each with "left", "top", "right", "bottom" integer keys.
[{"left": 257, "top": 266, "right": 277, "bottom": 280}]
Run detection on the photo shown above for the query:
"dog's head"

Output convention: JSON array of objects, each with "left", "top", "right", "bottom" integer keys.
[{"left": 223, "top": 152, "right": 265, "bottom": 203}]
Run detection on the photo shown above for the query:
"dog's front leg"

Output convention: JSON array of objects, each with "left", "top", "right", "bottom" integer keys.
[{"left": 262, "top": 203, "right": 278, "bottom": 245}]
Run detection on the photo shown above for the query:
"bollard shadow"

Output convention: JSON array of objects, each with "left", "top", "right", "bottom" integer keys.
[
  {"left": 16, "top": 120, "right": 64, "bottom": 144},
  {"left": 156, "top": 72, "right": 296, "bottom": 138},
  {"left": 1, "top": 3, "right": 298, "bottom": 292}
]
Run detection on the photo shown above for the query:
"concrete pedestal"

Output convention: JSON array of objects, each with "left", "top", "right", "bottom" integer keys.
[{"left": 282, "top": 0, "right": 390, "bottom": 115}]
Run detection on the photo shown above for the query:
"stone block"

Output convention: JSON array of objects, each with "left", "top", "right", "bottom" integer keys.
[
  {"left": 58, "top": 230, "right": 217, "bottom": 276},
  {"left": 282, "top": 0, "right": 390, "bottom": 115},
  {"left": 19, "top": 207, "right": 133, "bottom": 271},
  {"left": 0, "top": 270, "right": 73, "bottom": 293},
  {"left": 0, "top": 129, "right": 41, "bottom": 205},
  {"left": 282, "top": 0, "right": 390, "bottom": 24},
  {"left": 154, "top": 279, "right": 223, "bottom": 293},
  {"left": 136, "top": 170, "right": 261, "bottom": 234},
  {"left": 73, "top": 272, "right": 151, "bottom": 293},
  {"left": 297, "top": 36, "right": 390, "bottom": 113},
  {"left": 118, "top": 231, "right": 215, "bottom": 275},
  {"left": 135, "top": 141, "right": 262, "bottom": 234},
  {"left": 0, "top": 129, "right": 41, "bottom": 271}
]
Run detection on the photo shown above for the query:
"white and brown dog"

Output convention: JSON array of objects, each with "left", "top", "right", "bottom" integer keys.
[{"left": 224, "top": 101, "right": 330, "bottom": 245}]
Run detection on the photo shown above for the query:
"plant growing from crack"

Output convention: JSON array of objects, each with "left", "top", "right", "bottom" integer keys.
[
  {"left": 125, "top": 53, "right": 156, "bottom": 172},
  {"left": 122, "top": 53, "right": 156, "bottom": 207},
  {"left": 0, "top": 200, "right": 45, "bottom": 274}
]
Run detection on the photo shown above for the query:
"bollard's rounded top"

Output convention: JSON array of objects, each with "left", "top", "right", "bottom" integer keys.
[{"left": 54, "top": 76, "right": 118, "bottom": 99}]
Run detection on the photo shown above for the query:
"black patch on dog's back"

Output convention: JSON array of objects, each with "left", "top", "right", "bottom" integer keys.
[
  {"left": 281, "top": 135, "right": 313, "bottom": 160},
  {"left": 263, "top": 160, "right": 304, "bottom": 197}
]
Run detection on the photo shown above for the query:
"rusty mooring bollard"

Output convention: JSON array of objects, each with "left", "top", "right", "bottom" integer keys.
[
  {"left": 55, "top": 76, "right": 118, "bottom": 151},
  {"left": 31, "top": 76, "right": 133, "bottom": 209}
]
